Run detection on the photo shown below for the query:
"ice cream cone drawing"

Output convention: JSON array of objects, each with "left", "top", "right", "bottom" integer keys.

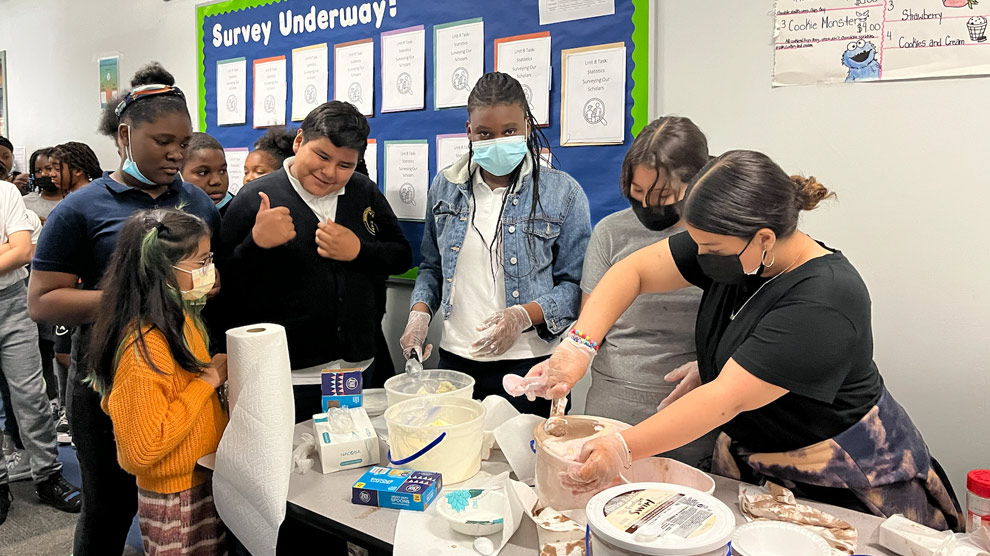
[
  {"left": 968, "top": 16, "right": 988, "bottom": 41},
  {"left": 943, "top": 0, "right": 979, "bottom": 8}
]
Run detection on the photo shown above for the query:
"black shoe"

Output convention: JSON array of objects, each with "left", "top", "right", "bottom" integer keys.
[
  {"left": 35, "top": 473, "right": 81, "bottom": 513},
  {"left": 0, "top": 483, "right": 12, "bottom": 525}
]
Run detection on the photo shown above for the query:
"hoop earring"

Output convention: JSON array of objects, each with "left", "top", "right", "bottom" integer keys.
[{"left": 762, "top": 250, "right": 776, "bottom": 268}]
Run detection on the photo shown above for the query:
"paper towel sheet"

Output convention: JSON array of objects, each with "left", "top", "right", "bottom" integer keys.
[
  {"left": 214, "top": 324, "right": 296, "bottom": 556},
  {"left": 394, "top": 463, "right": 521, "bottom": 556}
]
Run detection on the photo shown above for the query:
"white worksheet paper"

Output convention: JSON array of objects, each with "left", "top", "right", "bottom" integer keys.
[
  {"left": 334, "top": 39, "right": 374, "bottom": 117},
  {"left": 291, "top": 44, "right": 328, "bottom": 121},
  {"left": 217, "top": 57, "right": 247, "bottom": 126},
  {"left": 495, "top": 34, "right": 552, "bottom": 126},
  {"left": 381, "top": 26, "right": 426, "bottom": 113},
  {"left": 434, "top": 19, "right": 485, "bottom": 109},
  {"left": 384, "top": 140, "right": 429, "bottom": 221},
  {"left": 561, "top": 43, "right": 625, "bottom": 145},
  {"left": 253, "top": 57, "right": 287, "bottom": 127}
]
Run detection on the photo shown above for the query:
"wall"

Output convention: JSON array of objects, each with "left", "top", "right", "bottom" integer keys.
[
  {"left": 2, "top": 0, "right": 983, "bottom": 495},
  {"left": 656, "top": 0, "right": 990, "bottom": 494},
  {"left": 0, "top": 0, "right": 202, "bottom": 169}
]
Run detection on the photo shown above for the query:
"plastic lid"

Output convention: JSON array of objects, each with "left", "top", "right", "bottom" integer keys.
[
  {"left": 586, "top": 482, "right": 734, "bottom": 555},
  {"left": 968, "top": 470, "right": 990, "bottom": 498}
]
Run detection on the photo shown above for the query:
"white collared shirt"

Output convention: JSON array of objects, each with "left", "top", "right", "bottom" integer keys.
[{"left": 284, "top": 156, "right": 345, "bottom": 223}]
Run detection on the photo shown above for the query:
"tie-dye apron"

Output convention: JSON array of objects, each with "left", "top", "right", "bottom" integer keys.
[{"left": 713, "top": 388, "right": 963, "bottom": 532}]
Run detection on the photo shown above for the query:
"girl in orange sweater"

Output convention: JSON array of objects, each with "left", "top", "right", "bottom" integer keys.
[{"left": 88, "top": 208, "right": 229, "bottom": 556}]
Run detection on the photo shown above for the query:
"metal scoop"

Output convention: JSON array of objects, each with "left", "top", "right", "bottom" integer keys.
[{"left": 404, "top": 350, "right": 439, "bottom": 393}]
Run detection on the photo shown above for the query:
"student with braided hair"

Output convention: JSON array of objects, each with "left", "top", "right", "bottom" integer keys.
[
  {"left": 399, "top": 72, "right": 591, "bottom": 415},
  {"left": 50, "top": 141, "right": 102, "bottom": 195}
]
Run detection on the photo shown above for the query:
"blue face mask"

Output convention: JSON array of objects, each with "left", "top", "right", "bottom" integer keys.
[
  {"left": 122, "top": 126, "right": 158, "bottom": 186},
  {"left": 471, "top": 135, "right": 528, "bottom": 177},
  {"left": 215, "top": 191, "right": 233, "bottom": 209}
]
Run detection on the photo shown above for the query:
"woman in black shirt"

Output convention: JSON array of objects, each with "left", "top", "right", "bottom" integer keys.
[{"left": 527, "top": 150, "right": 962, "bottom": 531}]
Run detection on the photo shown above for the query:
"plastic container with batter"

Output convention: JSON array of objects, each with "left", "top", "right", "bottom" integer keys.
[
  {"left": 384, "top": 396, "right": 486, "bottom": 484},
  {"left": 384, "top": 369, "right": 474, "bottom": 406}
]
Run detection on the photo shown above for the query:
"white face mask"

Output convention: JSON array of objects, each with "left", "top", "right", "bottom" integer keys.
[{"left": 173, "top": 263, "right": 215, "bottom": 301}]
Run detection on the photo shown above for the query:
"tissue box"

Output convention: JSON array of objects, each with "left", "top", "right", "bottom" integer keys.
[
  {"left": 321, "top": 368, "right": 363, "bottom": 411},
  {"left": 313, "top": 408, "right": 380, "bottom": 474},
  {"left": 352, "top": 466, "right": 442, "bottom": 511}
]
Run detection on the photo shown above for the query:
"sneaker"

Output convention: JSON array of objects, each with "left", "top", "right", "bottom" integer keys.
[
  {"left": 0, "top": 483, "right": 11, "bottom": 525},
  {"left": 5, "top": 451, "right": 31, "bottom": 482},
  {"left": 55, "top": 410, "right": 71, "bottom": 445},
  {"left": 35, "top": 473, "right": 81, "bottom": 513}
]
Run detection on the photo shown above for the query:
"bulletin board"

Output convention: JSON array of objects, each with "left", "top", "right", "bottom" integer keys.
[{"left": 197, "top": 0, "right": 651, "bottom": 271}]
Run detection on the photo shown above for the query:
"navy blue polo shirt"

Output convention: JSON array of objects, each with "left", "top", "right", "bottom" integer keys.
[{"left": 32, "top": 172, "right": 221, "bottom": 290}]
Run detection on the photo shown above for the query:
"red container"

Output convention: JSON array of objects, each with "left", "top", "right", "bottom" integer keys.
[{"left": 966, "top": 470, "right": 990, "bottom": 532}]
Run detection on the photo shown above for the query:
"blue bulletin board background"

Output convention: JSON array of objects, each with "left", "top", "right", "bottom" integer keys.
[{"left": 197, "top": 0, "right": 650, "bottom": 272}]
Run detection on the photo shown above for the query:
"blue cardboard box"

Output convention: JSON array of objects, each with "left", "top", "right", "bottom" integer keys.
[
  {"left": 321, "top": 369, "right": 363, "bottom": 410},
  {"left": 351, "top": 466, "right": 442, "bottom": 511}
]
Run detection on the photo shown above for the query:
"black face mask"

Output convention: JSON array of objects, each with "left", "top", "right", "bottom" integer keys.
[
  {"left": 629, "top": 198, "right": 682, "bottom": 231},
  {"left": 696, "top": 234, "right": 764, "bottom": 285},
  {"left": 31, "top": 176, "right": 58, "bottom": 194}
]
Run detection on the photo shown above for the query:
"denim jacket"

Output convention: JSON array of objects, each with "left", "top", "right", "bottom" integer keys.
[{"left": 410, "top": 153, "right": 591, "bottom": 341}]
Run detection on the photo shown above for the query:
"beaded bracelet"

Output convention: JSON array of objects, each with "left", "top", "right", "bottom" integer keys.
[{"left": 568, "top": 328, "right": 600, "bottom": 351}]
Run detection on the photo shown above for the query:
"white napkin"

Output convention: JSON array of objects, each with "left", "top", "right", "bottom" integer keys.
[
  {"left": 393, "top": 463, "right": 522, "bottom": 556},
  {"left": 493, "top": 414, "right": 545, "bottom": 484},
  {"left": 510, "top": 481, "right": 588, "bottom": 556},
  {"left": 214, "top": 324, "right": 295, "bottom": 556},
  {"left": 481, "top": 396, "right": 520, "bottom": 460}
]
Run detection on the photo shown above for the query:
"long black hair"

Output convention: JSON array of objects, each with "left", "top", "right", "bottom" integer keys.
[
  {"left": 50, "top": 142, "right": 102, "bottom": 184},
  {"left": 87, "top": 208, "right": 211, "bottom": 396},
  {"left": 685, "top": 150, "right": 836, "bottom": 238},
  {"left": 466, "top": 72, "right": 552, "bottom": 279}
]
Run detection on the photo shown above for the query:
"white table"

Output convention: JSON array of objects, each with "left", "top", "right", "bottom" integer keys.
[{"left": 200, "top": 422, "right": 898, "bottom": 555}]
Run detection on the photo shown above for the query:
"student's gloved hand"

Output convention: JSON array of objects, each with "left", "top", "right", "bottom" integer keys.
[
  {"left": 524, "top": 338, "right": 595, "bottom": 399},
  {"left": 252, "top": 192, "right": 296, "bottom": 248},
  {"left": 561, "top": 433, "right": 631, "bottom": 493},
  {"left": 12, "top": 173, "right": 30, "bottom": 194},
  {"left": 469, "top": 305, "right": 532, "bottom": 357},
  {"left": 657, "top": 360, "right": 701, "bottom": 411},
  {"left": 400, "top": 310, "right": 433, "bottom": 362},
  {"left": 316, "top": 220, "right": 361, "bottom": 261}
]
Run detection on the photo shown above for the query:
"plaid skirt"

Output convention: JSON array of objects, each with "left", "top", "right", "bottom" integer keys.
[{"left": 138, "top": 481, "right": 228, "bottom": 556}]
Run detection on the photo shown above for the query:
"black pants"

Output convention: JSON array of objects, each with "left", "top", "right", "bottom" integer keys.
[
  {"left": 437, "top": 349, "right": 552, "bottom": 417},
  {"left": 68, "top": 354, "right": 137, "bottom": 555},
  {"left": 39, "top": 337, "right": 57, "bottom": 401}
]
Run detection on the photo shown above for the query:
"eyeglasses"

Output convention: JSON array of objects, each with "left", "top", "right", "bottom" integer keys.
[
  {"left": 173, "top": 252, "right": 214, "bottom": 276},
  {"left": 115, "top": 84, "right": 186, "bottom": 118}
]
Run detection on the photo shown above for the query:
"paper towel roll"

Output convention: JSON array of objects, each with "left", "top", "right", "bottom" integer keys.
[{"left": 214, "top": 324, "right": 295, "bottom": 556}]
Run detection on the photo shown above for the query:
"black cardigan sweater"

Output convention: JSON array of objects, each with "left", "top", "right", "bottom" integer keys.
[{"left": 217, "top": 168, "right": 411, "bottom": 369}]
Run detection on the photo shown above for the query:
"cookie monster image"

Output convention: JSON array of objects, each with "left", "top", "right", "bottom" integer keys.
[{"left": 842, "top": 39, "right": 881, "bottom": 82}]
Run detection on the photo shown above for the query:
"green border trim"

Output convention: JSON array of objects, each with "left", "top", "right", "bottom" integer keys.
[
  {"left": 197, "top": 0, "right": 287, "bottom": 131},
  {"left": 629, "top": 0, "right": 650, "bottom": 137},
  {"left": 393, "top": 267, "right": 419, "bottom": 280}
]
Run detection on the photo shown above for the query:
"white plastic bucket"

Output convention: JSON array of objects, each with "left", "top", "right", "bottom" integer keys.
[
  {"left": 586, "top": 482, "right": 734, "bottom": 556},
  {"left": 384, "top": 396, "right": 486, "bottom": 484},
  {"left": 384, "top": 369, "right": 475, "bottom": 406}
]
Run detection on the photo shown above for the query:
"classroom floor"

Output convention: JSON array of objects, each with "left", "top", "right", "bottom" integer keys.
[{"left": 0, "top": 444, "right": 144, "bottom": 556}]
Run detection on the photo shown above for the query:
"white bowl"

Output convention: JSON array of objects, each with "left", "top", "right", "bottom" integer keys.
[
  {"left": 436, "top": 488, "right": 505, "bottom": 537},
  {"left": 731, "top": 521, "right": 830, "bottom": 556}
]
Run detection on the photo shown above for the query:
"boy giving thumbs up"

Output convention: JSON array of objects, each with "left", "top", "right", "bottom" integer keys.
[{"left": 218, "top": 102, "right": 411, "bottom": 420}]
